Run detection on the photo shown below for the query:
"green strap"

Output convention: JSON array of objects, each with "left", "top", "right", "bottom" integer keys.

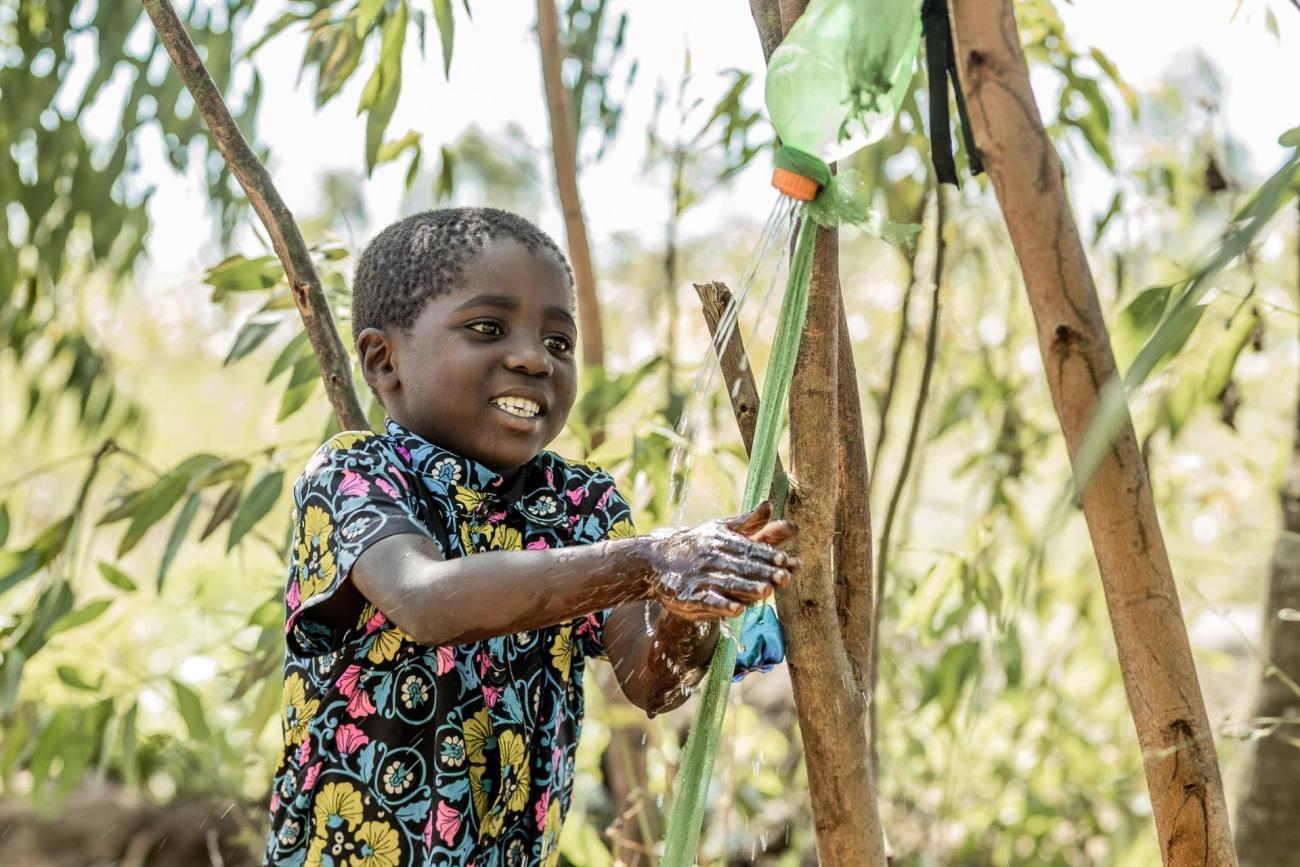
[
  {"left": 774, "top": 145, "right": 832, "bottom": 188},
  {"left": 660, "top": 213, "right": 818, "bottom": 865}
]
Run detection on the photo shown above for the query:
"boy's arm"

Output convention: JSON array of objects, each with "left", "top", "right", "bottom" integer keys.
[
  {"left": 604, "top": 511, "right": 797, "bottom": 715},
  {"left": 346, "top": 501, "right": 796, "bottom": 650}
]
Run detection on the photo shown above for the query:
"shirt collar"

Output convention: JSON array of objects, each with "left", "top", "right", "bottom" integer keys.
[{"left": 384, "top": 418, "right": 561, "bottom": 517}]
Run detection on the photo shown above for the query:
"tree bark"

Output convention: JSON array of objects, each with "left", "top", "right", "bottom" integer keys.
[
  {"left": 1233, "top": 198, "right": 1300, "bottom": 867},
  {"left": 948, "top": 2, "right": 1236, "bottom": 864},
  {"left": 535, "top": 0, "right": 606, "bottom": 395},
  {"left": 143, "top": 0, "right": 367, "bottom": 433}
]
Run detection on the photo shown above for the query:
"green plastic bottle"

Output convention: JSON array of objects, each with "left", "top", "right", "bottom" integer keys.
[{"left": 765, "top": 0, "right": 922, "bottom": 163}]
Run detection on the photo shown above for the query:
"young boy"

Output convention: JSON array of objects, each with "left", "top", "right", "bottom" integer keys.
[{"left": 262, "top": 207, "right": 798, "bottom": 867}]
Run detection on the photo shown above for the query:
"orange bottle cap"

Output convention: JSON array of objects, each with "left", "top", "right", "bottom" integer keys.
[{"left": 771, "top": 167, "right": 819, "bottom": 201}]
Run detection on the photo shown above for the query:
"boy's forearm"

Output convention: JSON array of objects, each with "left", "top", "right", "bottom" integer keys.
[
  {"left": 606, "top": 602, "right": 720, "bottom": 716},
  {"left": 351, "top": 533, "right": 654, "bottom": 645}
]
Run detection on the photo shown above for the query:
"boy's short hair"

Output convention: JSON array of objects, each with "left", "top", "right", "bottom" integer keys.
[{"left": 351, "top": 207, "right": 574, "bottom": 336}]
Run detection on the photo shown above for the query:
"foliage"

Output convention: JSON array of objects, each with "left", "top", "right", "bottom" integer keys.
[{"left": 1, "top": 2, "right": 1298, "bottom": 865}]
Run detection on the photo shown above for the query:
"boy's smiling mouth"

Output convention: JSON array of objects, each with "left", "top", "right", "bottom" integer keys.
[{"left": 489, "top": 392, "right": 547, "bottom": 422}]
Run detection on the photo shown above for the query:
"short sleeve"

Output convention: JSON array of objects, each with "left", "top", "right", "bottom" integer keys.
[
  {"left": 285, "top": 432, "right": 438, "bottom": 656},
  {"left": 566, "top": 466, "right": 636, "bottom": 662}
]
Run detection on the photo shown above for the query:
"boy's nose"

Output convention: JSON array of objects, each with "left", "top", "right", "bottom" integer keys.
[{"left": 505, "top": 341, "right": 553, "bottom": 376}]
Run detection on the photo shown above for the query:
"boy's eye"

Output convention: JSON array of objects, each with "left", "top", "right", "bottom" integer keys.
[
  {"left": 467, "top": 321, "right": 503, "bottom": 336},
  {"left": 544, "top": 335, "right": 574, "bottom": 354}
]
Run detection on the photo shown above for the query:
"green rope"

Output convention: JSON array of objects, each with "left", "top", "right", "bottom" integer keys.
[{"left": 660, "top": 212, "right": 818, "bottom": 866}]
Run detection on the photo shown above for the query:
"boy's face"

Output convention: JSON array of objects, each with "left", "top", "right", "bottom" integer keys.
[{"left": 362, "top": 238, "right": 578, "bottom": 476}]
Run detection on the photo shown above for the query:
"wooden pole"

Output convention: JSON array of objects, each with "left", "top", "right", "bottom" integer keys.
[{"left": 948, "top": 2, "right": 1236, "bottom": 863}]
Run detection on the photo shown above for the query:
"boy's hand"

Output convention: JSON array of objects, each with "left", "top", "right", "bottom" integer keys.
[{"left": 642, "top": 500, "right": 800, "bottom": 620}]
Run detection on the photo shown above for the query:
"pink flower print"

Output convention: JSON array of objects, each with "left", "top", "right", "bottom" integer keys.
[
  {"left": 389, "top": 465, "right": 409, "bottom": 489},
  {"left": 297, "top": 736, "right": 311, "bottom": 766},
  {"left": 337, "top": 664, "right": 362, "bottom": 697},
  {"left": 424, "top": 811, "right": 434, "bottom": 849},
  {"left": 286, "top": 580, "right": 301, "bottom": 614},
  {"left": 487, "top": 510, "right": 507, "bottom": 523},
  {"left": 396, "top": 444, "right": 412, "bottom": 463},
  {"left": 576, "top": 613, "right": 599, "bottom": 636},
  {"left": 545, "top": 468, "right": 554, "bottom": 488},
  {"left": 476, "top": 650, "right": 492, "bottom": 679},
  {"left": 482, "top": 685, "right": 502, "bottom": 708},
  {"left": 526, "top": 538, "right": 550, "bottom": 550},
  {"left": 302, "top": 761, "right": 322, "bottom": 792},
  {"left": 435, "top": 800, "right": 461, "bottom": 845},
  {"left": 339, "top": 470, "right": 370, "bottom": 497},
  {"left": 364, "top": 610, "right": 387, "bottom": 635},
  {"left": 534, "top": 789, "right": 551, "bottom": 829},
  {"left": 435, "top": 646, "right": 455, "bottom": 675},
  {"left": 335, "top": 723, "right": 370, "bottom": 754},
  {"left": 595, "top": 487, "right": 612, "bottom": 511},
  {"left": 566, "top": 487, "right": 586, "bottom": 506},
  {"left": 347, "top": 689, "right": 376, "bottom": 719},
  {"left": 270, "top": 793, "right": 280, "bottom": 813},
  {"left": 551, "top": 745, "right": 563, "bottom": 775},
  {"left": 375, "top": 477, "right": 398, "bottom": 498},
  {"left": 568, "top": 515, "right": 581, "bottom": 527}
]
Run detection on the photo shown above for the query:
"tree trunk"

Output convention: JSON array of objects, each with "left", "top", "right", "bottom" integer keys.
[
  {"left": 535, "top": 0, "right": 606, "bottom": 421},
  {"left": 1233, "top": 199, "right": 1300, "bottom": 867},
  {"left": 746, "top": 3, "right": 888, "bottom": 863},
  {"left": 948, "top": 2, "right": 1236, "bottom": 864}
]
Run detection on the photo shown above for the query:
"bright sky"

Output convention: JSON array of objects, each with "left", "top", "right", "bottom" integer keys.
[{"left": 131, "top": 0, "right": 1300, "bottom": 293}]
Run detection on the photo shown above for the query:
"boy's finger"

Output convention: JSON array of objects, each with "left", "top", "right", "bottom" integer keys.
[
  {"left": 716, "top": 534, "right": 801, "bottom": 570},
  {"left": 722, "top": 500, "right": 772, "bottom": 535},
  {"left": 748, "top": 519, "right": 797, "bottom": 546},
  {"left": 705, "top": 572, "right": 776, "bottom": 602}
]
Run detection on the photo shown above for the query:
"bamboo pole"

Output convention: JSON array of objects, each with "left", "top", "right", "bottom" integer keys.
[
  {"left": 142, "top": 0, "right": 367, "bottom": 432},
  {"left": 948, "top": 2, "right": 1236, "bottom": 863}
]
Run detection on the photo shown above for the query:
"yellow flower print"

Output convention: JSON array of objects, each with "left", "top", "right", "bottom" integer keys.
[
  {"left": 478, "top": 804, "right": 506, "bottom": 841},
  {"left": 497, "top": 729, "right": 531, "bottom": 813},
  {"left": 365, "top": 627, "right": 409, "bottom": 664},
  {"left": 550, "top": 626, "right": 573, "bottom": 682},
  {"left": 607, "top": 518, "right": 636, "bottom": 540},
  {"left": 299, "top": 547, "right": 337, "bottom": 602},
  {"left": 459, "top": 520, "right": 484, "bottom": 552},
  {"left": 463, "top": 708, "right": 493, "bottom": 764},
  {"left": 327, "top": 431, "right": 373, "bottom": 450},
  {"left": 540, "top": 797, "right": 563, "bottom": 866},
  {"left": 484, "top": 523, "right": 523, "bottom": 551},
  {"left": 304, "top": 831, "right": 328, "bottom": 867},
  {"left": 356, "top": 602, "right": 377, "bottom": 630},
  {"left": 353, "top": 820, "right": 401, "bottom": 867},
  {"left": 312, "top": 781, "right": 363, "bottom": 832},
  {"left": 281, "top": 673, "right": 319, "bottom": 746},
  {"left": 302, "top": 505, "right": 333, "bottom": 549},
  {"left": 454, "top": 485, "right": 490, "bottom": 515},
  {"left": 469, "top": 764, "right": 491, "bottom": 819}
]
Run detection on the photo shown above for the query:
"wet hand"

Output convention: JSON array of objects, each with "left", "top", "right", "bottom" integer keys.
[{"left": 643, "top": 500, "right": 800, "bottom": 620}]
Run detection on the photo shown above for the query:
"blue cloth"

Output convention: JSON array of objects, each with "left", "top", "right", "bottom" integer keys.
[{"left": 733, "top": 602, "right": 786, "bottom": 682}]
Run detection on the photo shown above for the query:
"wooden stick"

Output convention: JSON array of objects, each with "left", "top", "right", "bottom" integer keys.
[
  {"left": 142, "top": 0, "right": 367, "bottom": 432},
  {"left": 949, "top": 2, "right": 1236, "bottom": 863}
]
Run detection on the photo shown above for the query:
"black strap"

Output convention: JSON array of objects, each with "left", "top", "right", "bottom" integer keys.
[{"left": 921, "top": 0, "right": 983, "bottom": 186}]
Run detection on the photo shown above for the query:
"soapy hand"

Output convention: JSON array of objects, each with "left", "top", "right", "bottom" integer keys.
[{"left": 642, "top": 501, "right": 799, "bottom": 620}]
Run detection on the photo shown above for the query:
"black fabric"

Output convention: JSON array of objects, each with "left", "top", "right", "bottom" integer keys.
[{"left": 921, "top": 0, "right": 984, "bottom": 186}]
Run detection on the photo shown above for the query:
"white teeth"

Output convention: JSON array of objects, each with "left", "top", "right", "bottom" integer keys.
[{"left": 491, "top": 397, "right": 541, "bottom": 419}]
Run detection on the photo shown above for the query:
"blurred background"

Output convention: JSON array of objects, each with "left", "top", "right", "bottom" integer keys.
[{"left": 2, "top": 0, "right": 1299, "bottom": 864}]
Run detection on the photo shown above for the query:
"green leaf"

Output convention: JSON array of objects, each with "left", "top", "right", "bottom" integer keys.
[
  {"left": 1112, "top": 285, "right": 1170, "bottom": 374},
  {"left": 0, "top": 517, "right": 73, "bottom": 596},
  {"left": 268, "top": 330, "right": 311, "bottom": 382},
  {"left": 194, "top": 459, "right": 251, "bottom": 490},
  {"left": 0, "top": 503, "right": 9, "bottom": 547},
  {"left": 244, "top": 666, "right": 283, "bottom": 737},
  {"left": 172, "top": 678, "right": 212, "bottom": 742},
  {"left": 56, "top": 665, "right": 100, "bottom": 691},
  {"left": 203, "top": 254, "right": 281, "bottom": 299},
  {"left": 224, "top": 319, "right": 279, "bottom": 366},
  {"left": 201, "top": 482, "right": 243, "bottom": 542},
  {"left": 278, "top": 377, "right": 319, "bottom": 422},
  {"left": 247, "top": 11, "right": 308, "bottom": 55},
  {"left": 1279, "top": 126, "right": 1300, "bottom": 148},
  {"left": 121, "top": 702, "right": 139, "bottom": 790},
  {"left": 157, "top": 492, "right": 202, "bottom": 592},
  {"left": 118, "top": 472, "right": 190, "bottom": 558},
  {"left": 363, "top": 2, "right": 408, "bottom": 172},
  {"left": 355, "top": 0, "right": 387, "bottom": 37},
  {"left": 0, "top": 648, "right": 26, "bottom": 716},
  {"left": 227, "top": 471, "right": 285, "bottom": 551},
  {"left": 48, "top": 599, "right": 113, "bottom": 636},
  {"left": 1204, "top": 305, "right": 1260, "bottom": 400},
  {"left": 98, "top": 561, "right": 138, "bottom": 592},
  {"left": 376, "top": 129, "right": 421, "bottom": 166},
  {"left": 432, "top": 0, "right": 454, "bottom": 78}
]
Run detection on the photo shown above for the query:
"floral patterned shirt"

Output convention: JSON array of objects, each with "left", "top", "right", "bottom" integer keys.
[{"left": 262, "top": 418, "right": 635, "bottom": 867}]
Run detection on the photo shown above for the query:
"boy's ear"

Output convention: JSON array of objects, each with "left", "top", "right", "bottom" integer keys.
[{"left": 356, "top": 327, "right": 400, "bottom": 396}]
